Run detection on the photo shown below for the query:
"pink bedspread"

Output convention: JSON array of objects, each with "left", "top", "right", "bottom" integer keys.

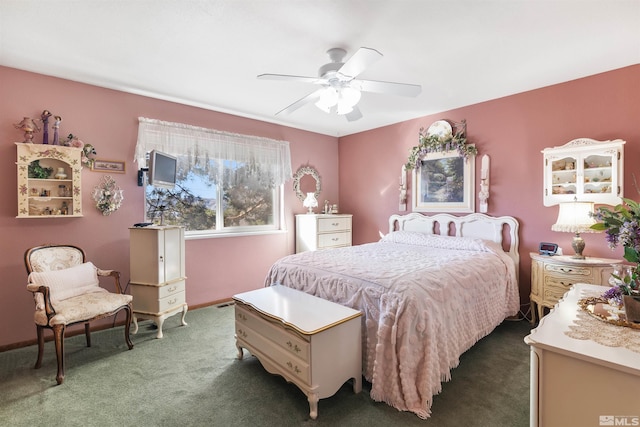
[{"left": 265, "top": 232, "right": 519, "bottom": 418}]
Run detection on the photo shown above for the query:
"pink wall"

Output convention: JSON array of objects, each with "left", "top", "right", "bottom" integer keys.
[
  {"left": 0, "top": 66, "right": 339, "bottom": 348},
  {"left": 1, "top": 64, "right": 638, "bottom": 349},
  {"left": 339, "top": 65, "right": 640, "bottom": 306}
]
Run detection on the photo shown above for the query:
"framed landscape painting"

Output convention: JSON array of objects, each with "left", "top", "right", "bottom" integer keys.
[{"left": 411, "top": 150, "right": 475, "bottom": 213}]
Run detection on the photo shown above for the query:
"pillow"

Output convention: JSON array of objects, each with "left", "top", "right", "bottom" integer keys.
[
  {"left": 381, "top": 230, "right": 489, "bottom": 252},
  {"left": 28, "top": 262, "right": 100, "bottom": 302}
]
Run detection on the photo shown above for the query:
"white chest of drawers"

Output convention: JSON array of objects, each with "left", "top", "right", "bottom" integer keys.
[
  {"left": 233, "top": 285, "right": 362, "bottom": 420},
  {"left": 525, "top": 284, "right": 640, "bottom": 427},
  {"left": 295, "top": 214, "right": 352, "bottom": 253}
]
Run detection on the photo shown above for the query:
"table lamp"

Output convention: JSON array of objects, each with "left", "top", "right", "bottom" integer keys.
[
  {"left": 303, "top": 192, "right": 318, "bottom": 214},
  {"left": 551, "top": 199, "right": 596, "bottom": 259}
]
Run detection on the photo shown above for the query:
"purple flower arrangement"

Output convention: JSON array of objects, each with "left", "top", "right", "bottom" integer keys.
[{"left": 591, "top": 198, "right": 640, "bottom": 300}]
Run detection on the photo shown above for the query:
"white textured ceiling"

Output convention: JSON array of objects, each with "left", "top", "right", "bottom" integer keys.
[{"left": 1, "top": 1, "right": 639, "bottom": 137}]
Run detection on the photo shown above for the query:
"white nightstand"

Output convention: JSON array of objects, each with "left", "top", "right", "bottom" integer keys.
[
  {"left": 295, "top": 214, "right": 352, "bottom": 253},
  {"left": 529, "top": 252, "right": 620, "bottom": 323}
]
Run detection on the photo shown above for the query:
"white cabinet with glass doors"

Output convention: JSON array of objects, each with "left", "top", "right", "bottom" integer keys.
[{"left": 542, "top": 138, "right": 625, "bottom": 207}]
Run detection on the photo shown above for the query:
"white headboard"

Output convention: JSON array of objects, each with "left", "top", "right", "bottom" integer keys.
[{"left": 388, "top": 212, "right": 520, "bottom": 276}]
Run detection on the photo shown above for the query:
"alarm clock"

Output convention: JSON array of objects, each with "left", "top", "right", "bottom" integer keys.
[{"left": 539, "top": 242, "right": 559, "bottom": 256}]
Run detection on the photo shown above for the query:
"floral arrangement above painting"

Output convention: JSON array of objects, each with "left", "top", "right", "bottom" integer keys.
[{"left": 405, "top": 119, "right": 478, "bottom": 170}]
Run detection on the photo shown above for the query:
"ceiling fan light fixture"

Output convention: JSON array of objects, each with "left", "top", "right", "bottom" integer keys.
[
  {"left": 259, "top": 46, "right": 421, "bottom": 121},
  {"left": 336, "top": 86, "right": 361, "bottom": 115},
  {"left": 315, "top": 86, "right": 362, "bottom": 115},
  {"left": 315, "top": 87, "right": 338, "bottom": 112},
  {"left": 336, "top": 103, "right": 353, "bottom": 115},
  {"left": 340, "top": 86, "right": 361, "bottom": 107}
]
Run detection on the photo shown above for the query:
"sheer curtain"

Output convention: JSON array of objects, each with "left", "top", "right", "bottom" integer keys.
[{"left": 135, "top": 117, "right": 292, "bottom": 185}]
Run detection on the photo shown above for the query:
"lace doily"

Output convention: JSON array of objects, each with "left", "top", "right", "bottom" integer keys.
[{"left": 565, "top": 308, "right": 640, "bottom": 353}]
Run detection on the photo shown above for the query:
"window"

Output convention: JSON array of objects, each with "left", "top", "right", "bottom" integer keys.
[{"left": 136, "top": 118, "right": 291, "bottom": 237}]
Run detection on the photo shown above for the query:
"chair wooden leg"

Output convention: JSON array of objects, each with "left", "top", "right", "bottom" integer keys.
[
  {"left": 52, "top": 324, "right": 65, "bottom": 385},
  {"left": 84, "top": 323, "right": 91, "bottom": 347},
  {"left": 124, "top": 305, "right": 134, "bottom": 350},
  {"left": 34, "top": 325, "right": 45, "bottom": 369}
]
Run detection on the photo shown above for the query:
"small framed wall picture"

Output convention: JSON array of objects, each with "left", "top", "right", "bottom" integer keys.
[{"left": 92, "top": 159, "right": 126, "bottom": 174}]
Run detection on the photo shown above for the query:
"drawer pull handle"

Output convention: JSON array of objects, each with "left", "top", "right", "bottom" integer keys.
[
  {"left": 559, "top": 268, "right": 573, "bottom": 273},
  {"left": 168, "top": 286, "right": 177, "bottom": 292},
  {"left": 237, "top": 328, "right": 247, "bottom": 338},
  {"left": 168, "top": 298, "right": 177, "bottom": 305},
  {"left": 286, "top": 361, "right": 301, "bottom": 374},
  {"left": 332, "top": 222, "right": 339, "bottom": 226},
  {"left": 237, "top": 313, "right": 247, "bottom": 321},
  {"left": 286, "top": 341, "right": 302, "bottom": 353},
  {"left": 331, "top": 237, "right": 339, "bottom": 241}
]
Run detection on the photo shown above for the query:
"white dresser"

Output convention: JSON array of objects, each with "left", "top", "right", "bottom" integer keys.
[
  {"left": 525, "top": 284, "right": 640, "bottom": 427},
  {"left": 295, "top": 213, "right": 352, "bottom": 253},
  {"left": 129, "top": 225, "right": 188, "bottom": 338},
  {"left": 233, "top": 285, "right": 362, "bottom": 419}
]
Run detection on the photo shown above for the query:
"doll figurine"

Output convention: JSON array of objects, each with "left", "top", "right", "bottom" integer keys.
[{"left": 41, "top": 110, "right": 52, "bottom": 144}]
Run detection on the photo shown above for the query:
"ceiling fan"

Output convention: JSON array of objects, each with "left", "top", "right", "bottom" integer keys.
[{"left": 257, "top": 47, "right": 422, "bottom": 122}]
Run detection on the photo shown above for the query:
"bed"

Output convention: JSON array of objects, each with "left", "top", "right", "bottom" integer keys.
[{"left": 265, "top": 212, "right": 520, "bottom": 419}]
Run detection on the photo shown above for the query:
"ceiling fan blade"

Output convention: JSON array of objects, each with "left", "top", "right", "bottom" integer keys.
[
  {"left": 345, "top": 106, "right": 363, "bottom": 122},
  {"left": 354, "top": 79, "right": 422, "bottom": 97},
  {"left": 337, "top": 47, "right": 382, "bottom": 79},
  {"left": 257, "top": 73, "right": 324, "bottom": 85},
  {"left": 275, "top": 89, "right": 323, "bottom": 115}
]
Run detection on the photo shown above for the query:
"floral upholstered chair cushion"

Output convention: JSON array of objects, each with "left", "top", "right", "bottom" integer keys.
[
  {"left": 24, "top": 244, "right": 134, "bottom": 385},
  {"left": 27, "top": 245, "right": 84, "bottom": 273}
]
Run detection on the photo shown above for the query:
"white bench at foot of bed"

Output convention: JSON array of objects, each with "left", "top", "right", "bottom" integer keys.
[{"left": 233, "top": 285, "right": 362, "bottom": 420}]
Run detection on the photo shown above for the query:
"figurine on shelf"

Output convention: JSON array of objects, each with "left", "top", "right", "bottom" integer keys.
[
  {"left": 54, "top": 168, "right": 67, "bottom": 180},
  {"left": 41, "top": 110, "right": 52, "bottom": 144},
  {"left": 14, "top": 117, "right": 41, "bottom": 143},
  {"left": 52, "top": 115, "right": 62, "bottom": 145}
]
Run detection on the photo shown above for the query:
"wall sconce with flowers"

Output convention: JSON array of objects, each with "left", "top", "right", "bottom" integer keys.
[{"left": 92, "top": 175, "right": 124, "bottom": 215}]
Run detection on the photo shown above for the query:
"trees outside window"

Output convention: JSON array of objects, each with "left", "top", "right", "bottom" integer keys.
[{"left": 145, "top": 156, "right": 279, "bottom": 235}]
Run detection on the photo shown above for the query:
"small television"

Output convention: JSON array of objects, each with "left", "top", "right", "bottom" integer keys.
[{"left": 148, "top": 150, "right": 177, "bottom": 189}]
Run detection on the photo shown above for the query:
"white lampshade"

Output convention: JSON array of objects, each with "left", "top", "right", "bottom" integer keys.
[
  {"left": 303, "top": 192, "right": 318, "bottom": 214},
  {"left": 551, "top": 201, "right": 596, "bottom": 233},
  {"left": 551, "top": 200, "right": 596, "bottom": 259}
]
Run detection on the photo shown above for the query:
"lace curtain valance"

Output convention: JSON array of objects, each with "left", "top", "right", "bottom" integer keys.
[{"left": 135, "top": 117, "right": 292, "bottom": 185}]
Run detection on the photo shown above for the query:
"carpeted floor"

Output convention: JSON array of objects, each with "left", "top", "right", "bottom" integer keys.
[{"left": 0, "top": 304, "right": 531, "bottom": 426}]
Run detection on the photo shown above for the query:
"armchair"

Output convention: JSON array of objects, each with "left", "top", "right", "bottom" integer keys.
[{"left": 25, "top": 244, "right": 134, "bottom": 384}]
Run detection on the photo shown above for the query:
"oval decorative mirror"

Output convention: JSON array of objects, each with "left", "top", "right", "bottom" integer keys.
[{"left": 292, "top": 165, "right": 321, "bottom": 202}]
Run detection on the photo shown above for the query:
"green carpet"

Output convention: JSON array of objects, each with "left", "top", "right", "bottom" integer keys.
[{"left": 0, "top": 304, "right": 531, "bottom": 426}]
